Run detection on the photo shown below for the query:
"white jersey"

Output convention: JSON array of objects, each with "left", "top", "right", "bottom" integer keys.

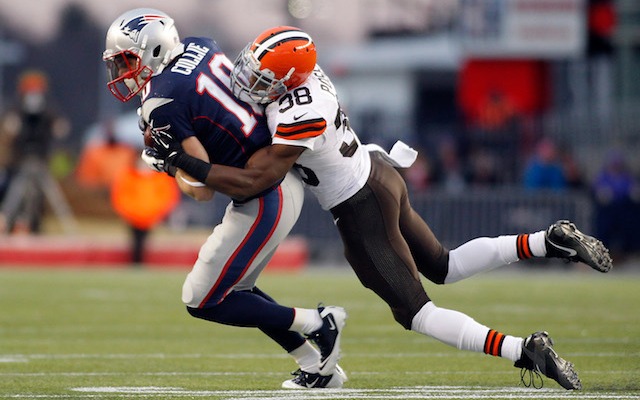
[{"left": 265, "top": 66, "right": 371, "bottom": 210}]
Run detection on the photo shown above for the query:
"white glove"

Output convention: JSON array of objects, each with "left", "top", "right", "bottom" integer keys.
[{"left": 140, "top": 147, "right": 166, "bottom": 173}]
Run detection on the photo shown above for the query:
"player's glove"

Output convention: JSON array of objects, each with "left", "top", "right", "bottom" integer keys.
[
  {"left": 141, "top": 147, "right": 179, "bottom": 177},
  {"left": 150, "top": 128, "right": 182, "bottom": 158},
  {"left": 148, "top": 128, "right": 212, "bottom": 184}
]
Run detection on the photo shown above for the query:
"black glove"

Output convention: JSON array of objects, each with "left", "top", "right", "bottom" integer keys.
[
  {"left": 149, "top": 128, "right": 212, "bottom": 183},
  {"left": 150, "top": 128, "right": 182, "bottom": 159}
]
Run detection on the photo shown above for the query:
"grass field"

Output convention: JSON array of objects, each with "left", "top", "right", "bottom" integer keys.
[{"left": 0, "top": 265, "right": 638, "bottom": 399}]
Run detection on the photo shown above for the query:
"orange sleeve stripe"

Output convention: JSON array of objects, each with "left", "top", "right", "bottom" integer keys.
[
  {"left": 275, "top": 119, "right": 327, "bottom": 140},
  {"left": 275, "top": 130, "right": 324, "bottom": 140},
  {"left": 277, "top": 118, "right": 326, "bottom": 134}
]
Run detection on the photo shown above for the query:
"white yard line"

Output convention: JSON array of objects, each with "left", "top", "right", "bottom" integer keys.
[
  {"left": 62, "top": 386, "right": 640, "bottom": 399},
  {"left": 1, "top": 385, "right": 637, "bottom": 399}
]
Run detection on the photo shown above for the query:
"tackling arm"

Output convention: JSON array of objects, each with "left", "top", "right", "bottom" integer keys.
[
  {"left": 208, "top": 144, "right": 303, "bottom": 200},
  {"left": 148, "top": 124, "right": 303, "bottom": 200},
  {"left": 173, "top": 144, "right": 303, "bottom": 200}
]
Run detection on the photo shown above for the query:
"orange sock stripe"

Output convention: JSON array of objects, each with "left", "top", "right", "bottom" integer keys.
[
  {"left": 491, "top": 332, "right": 505, "bottom": 356},
  {"left": 522, "top": 234, "right": 532, "bottom": 258},
  {"left": 517, "top": 234, "right": 532, "bottom": 259},
  {"left": 484, "top": 329, "right": 506, "bottom": 357},
  {"left": 484, "top": 329, "right": 497, "bottom": 354}
]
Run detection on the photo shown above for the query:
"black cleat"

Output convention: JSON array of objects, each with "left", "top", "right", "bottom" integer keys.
[
  {"left": 306, "top": 305, "right": 347, "bottom": 375},
  {"left": 281, "top": 365, "right": 347, "bottom": 389},
  {"left": 514, "top": 331, "right": 582, "bottom": 390},
  {"left": 545, "top": 220, "right": 613, "bottom": 273}
]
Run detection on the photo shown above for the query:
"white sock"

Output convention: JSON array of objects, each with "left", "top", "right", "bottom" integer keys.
[
  {"left": 502, "top": 335, "right": 524, "bottom": 362},
  {"left": 289, "top": 308, "right": 323, "bottom": 335},
  {"left": 528, "top": 230, "right": 547, "bottom": 257},
  {"left": 411, "top": 301, "right": 523, "bottom": 362},
  {"left": 289, "top": 341, "right": 321, "bottom": 373},
  {"left": 445, "top": 235, "right": 520, "bottom": 283},
  {"left": 411, "top": 301, "right": 488, "bottom": 350}
]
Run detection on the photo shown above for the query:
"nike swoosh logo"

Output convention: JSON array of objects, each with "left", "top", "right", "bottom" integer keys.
[
  {"left": 318, "top": 358, "right": 330, "bottom": 371},
  {"left": 158, "top": 138, "right": 170, "bottom": 149},
  {"left": 293, "top": 112, "right": 308, "bottom": 121},
  {"left": 333, "top": 217, "right": 340, "bottom": 225},
  {"left": 327, "top": 315, "right": 337, "bottom": 331},
  {"left": 305, "top": 377, "right": 320, "bottom": 388},
  {"left": 548, "top": 241, "right": 578, "bottom": 257}
]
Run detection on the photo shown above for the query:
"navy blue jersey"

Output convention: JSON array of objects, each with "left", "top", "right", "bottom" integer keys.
[{"left": 140, "top": 37, "right": 270, "bottom": 168}]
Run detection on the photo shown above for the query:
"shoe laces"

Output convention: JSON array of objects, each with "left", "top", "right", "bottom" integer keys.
[
  {"left": 519, "top": 367, "right": 544, "bottom": 389},
  {"left": 288, "top": 369, "right": 308, "bottom": 385},
  {"left": 289, "top": 368, "right": 304, "bottom": 382}
]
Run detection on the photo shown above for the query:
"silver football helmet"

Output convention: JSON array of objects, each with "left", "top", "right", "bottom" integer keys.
[{"left": 103, "top": 8, "right": 180, "bottom": 102}]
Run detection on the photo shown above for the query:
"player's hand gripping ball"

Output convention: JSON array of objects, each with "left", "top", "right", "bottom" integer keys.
[{"left": 143, "top": 125, "right": 154, "bottom": 147}]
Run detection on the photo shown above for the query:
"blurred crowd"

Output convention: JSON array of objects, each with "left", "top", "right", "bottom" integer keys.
[
  {"left": 0, "top": 69, "right": 179, "bottom": 264},
  {"left": 398, "top": 95, "right": 640, "bottom": 260},
  {"left": 0, "top": 67, "right": 639, "bottom": 262},
  {"left": 0, "top": 70, "right": 72, "bottom": 234}
]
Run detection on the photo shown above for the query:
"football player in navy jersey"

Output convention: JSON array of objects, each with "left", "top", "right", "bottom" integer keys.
[
  {"left": 102, "top": 9, "right": 347, "bottom": 389},
  {"left": 148, "top": 26, "right": 614, "bottom": 390}
]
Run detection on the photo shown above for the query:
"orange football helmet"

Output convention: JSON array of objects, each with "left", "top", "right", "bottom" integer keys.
[{"left": 230, "top": 26, "right": 317, "bottom": 104}]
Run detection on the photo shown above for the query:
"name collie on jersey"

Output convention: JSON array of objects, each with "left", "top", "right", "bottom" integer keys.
[{"left": 171, "top": 42, "right": 210, "bottom": 75}]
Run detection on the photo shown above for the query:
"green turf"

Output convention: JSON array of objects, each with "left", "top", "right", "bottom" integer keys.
[{"left": 0, "top": 265, "right": 638, "bottom": 399}]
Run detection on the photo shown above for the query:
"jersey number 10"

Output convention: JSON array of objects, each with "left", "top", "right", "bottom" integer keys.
[{"left": 196, "top": 53, "right": 261, "bottom": 137}]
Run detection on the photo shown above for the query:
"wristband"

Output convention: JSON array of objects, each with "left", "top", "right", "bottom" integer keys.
[{"left": 171, "top": 153, "right": 212, "bottom": 183}]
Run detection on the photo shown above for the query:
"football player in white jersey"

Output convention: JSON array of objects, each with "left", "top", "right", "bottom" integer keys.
[{"left": 147, "top": 26, "right": 613, "bottom": 390}]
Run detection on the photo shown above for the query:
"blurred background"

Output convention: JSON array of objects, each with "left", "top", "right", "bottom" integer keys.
[{"left": 0, "top": 0, "right": 638, "bottom": 268}]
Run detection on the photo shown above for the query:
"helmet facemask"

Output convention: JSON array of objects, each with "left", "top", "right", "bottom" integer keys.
[
  {"left": 230, "top": 45, "right": 292, "bottom": 104},
  {"left": 104, "top": 50, "right": 153, "bottom": 102}
]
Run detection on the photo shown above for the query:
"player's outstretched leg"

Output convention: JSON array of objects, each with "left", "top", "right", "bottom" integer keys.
[
  {"left": 545, "top": 220, "right": 613, "bottom": 272},
  {"left": 514, "top": 331, "right": 582, "bottom": 390},
  {"left": 282, "top": 364, "right": 348, "bottom": 389},
  {"left": 305, "top": 305, "right": 347, "bottom": 376}
]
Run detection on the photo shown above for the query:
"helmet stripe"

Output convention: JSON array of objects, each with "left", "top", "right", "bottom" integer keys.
[
  {"left": 253, "top": 31, "right": 313, "bottom": 61},
  {"left": 254, "top": 28, "right": 301, "bottom": 46}
]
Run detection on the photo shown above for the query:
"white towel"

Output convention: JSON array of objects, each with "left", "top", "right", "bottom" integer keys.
[{"left": 364, "top": 140, "right": 418, "bottom": 168}]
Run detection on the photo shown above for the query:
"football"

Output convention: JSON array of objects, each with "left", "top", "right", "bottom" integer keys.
[{"left": 143, "top": 126, "right": 154, "bottom": 147}]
